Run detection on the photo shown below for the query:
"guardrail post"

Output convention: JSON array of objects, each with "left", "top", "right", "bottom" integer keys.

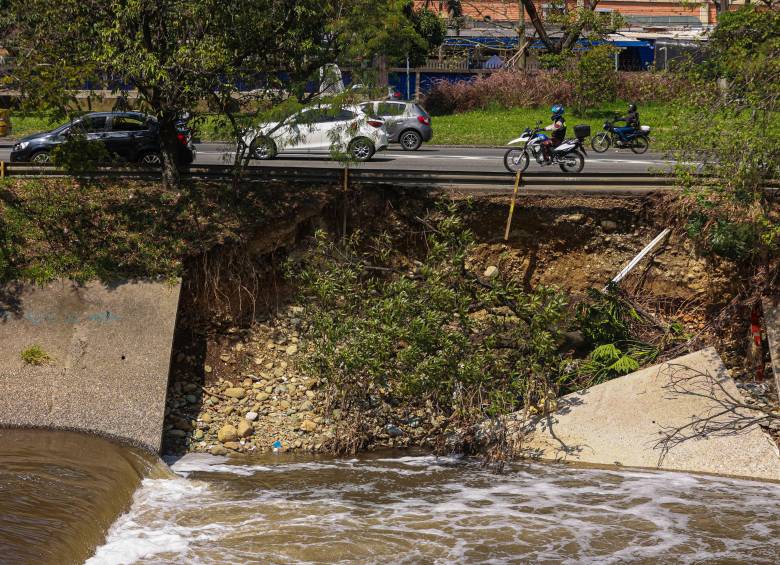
[
  {"left": 342, "top": 166, "right": 349, "bottom": 238},
  {"left": 0, "top": 161, "right": 5, "bottom": 179},
  {"left": 504, "top": 170, "right": 522, "bottom": 241}
]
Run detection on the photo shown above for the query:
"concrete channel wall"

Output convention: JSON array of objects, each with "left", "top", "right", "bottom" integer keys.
[
  {"left": 0, "top": 280, "right": 180, "bottom": 452},
  {"left": 513, "top": 348, "right": 780, "bottom": 481}
]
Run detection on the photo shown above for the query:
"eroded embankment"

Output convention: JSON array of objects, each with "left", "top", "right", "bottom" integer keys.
[{"left": 162, "top": 189, "right": 774, "bottom": 457}]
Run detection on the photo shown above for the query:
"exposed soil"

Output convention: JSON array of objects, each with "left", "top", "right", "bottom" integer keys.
[{"left": 162, "top": 188, "right": 778, "bottom": 456}]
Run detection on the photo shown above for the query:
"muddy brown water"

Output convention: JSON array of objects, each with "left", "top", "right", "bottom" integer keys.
[{"left": 2, "top": 429, "right": 780, "bottom": 564}]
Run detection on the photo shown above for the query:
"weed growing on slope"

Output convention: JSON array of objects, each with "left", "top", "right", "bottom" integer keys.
[{"left": 20, "top": 345, "right": 51, "bottom": 365}]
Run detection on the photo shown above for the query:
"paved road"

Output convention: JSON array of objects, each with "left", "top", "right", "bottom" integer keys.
[
  {"left": 193, "top": 143, "right": 675, "bottom": 175},
  {"left": 0, "top": 143, "right": 675, "bottom": 175}
]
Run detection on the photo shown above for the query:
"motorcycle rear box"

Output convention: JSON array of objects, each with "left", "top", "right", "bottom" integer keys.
[{"left": 574, "top": 124, "right": 591, "bottom": 139}]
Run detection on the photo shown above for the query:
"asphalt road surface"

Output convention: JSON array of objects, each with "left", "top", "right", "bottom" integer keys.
[
  {"left": 193, "top": 143, "right": 675, "bottom": 175},
  {"left": 0, "top": 143, "right": 675, "bottom": 175}
]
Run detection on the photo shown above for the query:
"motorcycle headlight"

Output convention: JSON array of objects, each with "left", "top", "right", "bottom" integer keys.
[{"left": 14, "top": 141, "right": 29, "bottom": 151}]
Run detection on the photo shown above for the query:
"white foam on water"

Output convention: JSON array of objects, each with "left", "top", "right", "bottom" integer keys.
[{"left": 90, "top": 456, "right": 780, "bottom": 564}]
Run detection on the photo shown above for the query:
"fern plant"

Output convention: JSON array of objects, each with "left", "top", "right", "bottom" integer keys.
[{"left": 578, "top": 343, "right": 648, "bottom": 386}]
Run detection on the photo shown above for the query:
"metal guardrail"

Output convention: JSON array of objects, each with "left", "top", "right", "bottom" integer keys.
[
  {"left": 3, "top": 162, "right": 777, "bottom": 192},
  {"left": 0, "top": 162, "right": 679, "bottom": 188}
]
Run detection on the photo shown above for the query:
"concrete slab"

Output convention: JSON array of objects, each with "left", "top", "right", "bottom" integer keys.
[
  {"left": 762, "top": 297, "right": 780, "bottom": 399},
  {"left": 0, "top": 280, "right": 180, "bottom": 452},
  {"left": 511, "top": 348, "right": 780, "bottom": 481}
]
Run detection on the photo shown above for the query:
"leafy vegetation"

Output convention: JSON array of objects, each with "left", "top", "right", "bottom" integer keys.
[
  {"left": 564, "top": 45, "right": 619, "bottom": 114},
  {"left": 6, "top": 0, "right": 445, "bottom": 187},
  {"left": 667, "top": 6, "right": 780, "bottom": 299},
  {"left": 291, "top": 205, "right": 569, "bottom": 453},
  {"left": 421, "top": 101, "right": 699, "bottom": 147},
  {"left": 20, "top": 345, "right": 51, "bottom": 365}
]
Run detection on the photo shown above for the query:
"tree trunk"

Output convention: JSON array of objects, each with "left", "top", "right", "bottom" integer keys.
[
  {"left": 520, "top": 0, "right": 555, "bottom": 52},
  {"left": 518, "top": 1, "right": 527, "bottom": 70},
  {"left": 158, "top": 119, "right": 181, "bottom": 189},
  {"left": 377, "top": 54, "right": 388, "bottom": 88}
]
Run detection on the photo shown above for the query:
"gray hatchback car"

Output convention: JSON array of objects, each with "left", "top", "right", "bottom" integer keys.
[{"left": 359, "top": 101, "right": 432, "bottom": 150}]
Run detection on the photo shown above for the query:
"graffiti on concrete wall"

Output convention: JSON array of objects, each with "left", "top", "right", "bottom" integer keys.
[{"left": 0, "top": 310, "right": 124, "bottom": 325}]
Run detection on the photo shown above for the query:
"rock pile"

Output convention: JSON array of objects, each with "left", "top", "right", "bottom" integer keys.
[{"left": 163, "top": 305, "right": 440, "bottom": 455}]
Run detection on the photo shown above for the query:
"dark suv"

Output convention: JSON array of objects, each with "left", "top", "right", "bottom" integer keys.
[{"left": 10, "top": 112, "right": 195, "bottom": 166}]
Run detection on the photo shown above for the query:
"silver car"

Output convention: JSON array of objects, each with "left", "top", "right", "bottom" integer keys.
[{"left": 359, "top": 101, "right": 432, "bottom": 151}]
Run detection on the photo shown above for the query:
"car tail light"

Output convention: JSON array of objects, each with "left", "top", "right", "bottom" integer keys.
[
  {"left": 417, "top": 115, "right": 430, "bottom": 126},
  {"left": 367, "top": 119, "right": 383, "bottom": 128},
  {"left": 177, "top": 133, "right": 187, "bottom": 144}
]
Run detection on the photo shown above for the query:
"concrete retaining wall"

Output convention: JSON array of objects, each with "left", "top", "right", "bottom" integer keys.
[
  {"left": 0, "top": 280, "right": 180, "bottom": 452},
  {"left": 512, "top": 348, "right": 780, "bottom": 481}
]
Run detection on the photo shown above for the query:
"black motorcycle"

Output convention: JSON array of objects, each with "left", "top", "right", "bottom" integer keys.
[{"left": 590, "top": 119, "right": 651, "bottom": 154}]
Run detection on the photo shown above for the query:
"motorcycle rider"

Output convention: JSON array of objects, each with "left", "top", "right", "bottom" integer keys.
[
  {"left": 541, "top": 104, "right": 566, "bottom": 162},
  {"left": 614, "top": 103, "right": 640, "bottom": 144}
]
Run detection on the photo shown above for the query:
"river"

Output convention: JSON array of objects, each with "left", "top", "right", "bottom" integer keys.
[{"left": 2, "top": 429, "right": 779, "bottom": 564}]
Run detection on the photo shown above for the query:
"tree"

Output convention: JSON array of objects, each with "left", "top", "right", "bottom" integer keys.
[
  {"left": 668, "top": 6, "right": 780, "bottom": 299},
  {"left": 8, "top": 0, "right": 434, "bottom": 187}
]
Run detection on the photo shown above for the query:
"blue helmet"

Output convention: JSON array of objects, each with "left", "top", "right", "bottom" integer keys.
[{"left": 551, "top": 104, "right": 564, "bottom": 118}]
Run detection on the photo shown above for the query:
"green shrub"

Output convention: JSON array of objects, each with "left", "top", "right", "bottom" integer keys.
[
  {"left": 575, "top": 287, "right": 639, "bottom": 346},
  {"left": 51, "top": 132, "right": 112, "bottom": 173},
  {"left": 291, "top": 204, "right": 568, "bottom": 453},
  {"left": 21, "top": 344, "right": 51, "bottom": 365},
  {"left": 565, "top": 45, "right": 619, "bottom": 114},
  {"left": 576, "top": 341, "right": 658, "bottom": 386}
]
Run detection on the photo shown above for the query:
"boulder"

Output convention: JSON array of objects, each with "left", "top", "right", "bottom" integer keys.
[
  {"left": 300, "top": 419, "right": 317, "bottom": 432},
  {"left": 600, "top": 220, "right": 618, "bottom": 233},
  {"left": 224, "top": 387, "right": 246, "bottom": 399},
  {"left": 237, "top": 420, "right": 254, "bottom": 438},
  {"left": 483, "top": 265, "right": 499, "bottom": 278},
  {"left": 217, "top": 424, "right": 238, "bottom": 443}
]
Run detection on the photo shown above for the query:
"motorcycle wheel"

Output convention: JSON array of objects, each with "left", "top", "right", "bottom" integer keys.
[
  {"left": 591, "top": 133, "right": 610, "bottom": 153},
  {"left": 559, "top": 151, "right": 585, "bottom": 174},
  {"left": 504, "top": 148, "right": 529, "bottom": 173},
  {"left": 630, "top": 136, "right": 649, "bottom": 154}
]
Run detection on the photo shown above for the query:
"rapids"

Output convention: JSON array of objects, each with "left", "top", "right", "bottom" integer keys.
[{"left": 2, "top": 430, "right": 779, "bottom": 564}]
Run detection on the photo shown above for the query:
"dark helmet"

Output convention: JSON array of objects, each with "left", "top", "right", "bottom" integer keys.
[
  {"left": 628, "top": 103, "right": 637, "bottom": 112},
  {"left": 551, "top": 104, "right": 564, "bottom": 120}
]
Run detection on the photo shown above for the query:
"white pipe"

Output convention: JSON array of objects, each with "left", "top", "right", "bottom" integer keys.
[{"left": 605, "top": 228, "right": 671, "bottom": 291}]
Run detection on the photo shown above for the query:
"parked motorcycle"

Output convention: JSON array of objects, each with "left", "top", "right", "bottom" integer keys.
[
  {"left": 503, "top": 123, "right": 590, "bottom": 174},
  {"left": 591, "top": 119, "right": 651, "bottom": 154}
]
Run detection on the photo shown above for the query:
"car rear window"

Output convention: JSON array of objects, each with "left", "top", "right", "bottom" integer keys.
[
  {"left": 377, "top": 102, "right": 406, "bottom": 116},
  {"left": 413, "top": 104, "right": 430, "bottom": 118}
]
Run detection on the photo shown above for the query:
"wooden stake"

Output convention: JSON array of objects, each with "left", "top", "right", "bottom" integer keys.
[{"left": 504, "top": 170, "right": 522, "bottom": 241}]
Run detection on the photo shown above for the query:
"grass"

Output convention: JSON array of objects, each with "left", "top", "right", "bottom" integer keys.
[
  {"left": 8, "top": 104, "right": 776, "bottom": 151},
  {"left": 429, "top": 101, "right": 679, "bottom": 148},
  {"left": 20, "top": 345, "right": 51, "bottom": 365},
  {"left": 8, "top": 114, "right": 62, "bottom": 138}
]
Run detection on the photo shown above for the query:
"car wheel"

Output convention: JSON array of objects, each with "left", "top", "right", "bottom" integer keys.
[
  {"left": 591, "top": 133, "right": 610, "bottom": 153},
  {"left": 250, "top": 136, "right": 277, "bottom": 160},
  {"left": 30, "top": 151, "right": 51, "bottom": 165},
  {"left": 559, "top": 151, "right": 585, "bottom": 174},
  {"left": 399, "top": 129, "right": 422, "bottom": 151},
  {"left": 349, "top": 137, "right": 375, "bottom": 161},
  {"left": 630, "top": 136, "right": 649, "bottom": 154},
  {"left": 138, "top": 151, "right": 162, "bottom": 167},
  {"left": 503, "top": 148, "right": 529, "bottom": 173}
]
